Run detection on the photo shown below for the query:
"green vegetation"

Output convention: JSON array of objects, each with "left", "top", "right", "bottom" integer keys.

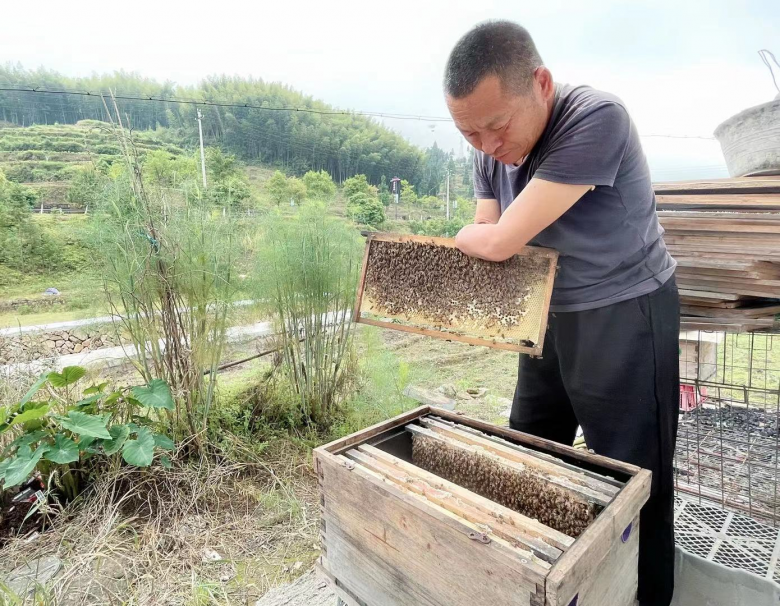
[
  {"left": 0, "top": 367, "right": 175, "bottom": 498},
  {"left": 256, "top": 207, "right": 362, "bottom": 428}
]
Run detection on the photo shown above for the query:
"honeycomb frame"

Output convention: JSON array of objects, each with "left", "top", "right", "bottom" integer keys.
[{"left": 354, "top": 233, "right": 559, "bottom": 355}]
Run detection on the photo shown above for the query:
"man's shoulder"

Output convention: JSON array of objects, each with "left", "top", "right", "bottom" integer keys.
[{"left": 557, "top": 83, "right": 627, "bottom": 113}]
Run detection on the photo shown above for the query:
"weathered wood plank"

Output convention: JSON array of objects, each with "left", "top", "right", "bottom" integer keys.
[
  {"left": 430, "top": 407, "right": 641, "bottom": 478},
  {"left": 319, "top": 452, "right": 543, "bottom": 602},
  {"left": 545, "top": 470, "right": 651, "bottom": 606},
  {"left": 356, "top": 316, "right": 544, "bottom": 355},
  {"left": 419, "top": 418, "right": 620, "bottom": 501},
  {"left": 345, "top": 448, "right": 557, "bottom": 566},
  {"left": 358, "top": 443, "right": 574, "bottom": 552},
  {"left": 352, "top": 445, "right": 568, "bottom": 560},
  {"left": 653, "top": 176, "right": 780, "bottom": 195},
  {"left": 315, "top": 405, "right": 429, "bottom": 455},
  {"left": 656, "top": 193, "right": 780, "bottom": 209},
  {"left": 427, "top": 415, "right": 625, "bottom": 488},
  {"left": 406, "top": 424, "right": 613, "bottom": 508}
]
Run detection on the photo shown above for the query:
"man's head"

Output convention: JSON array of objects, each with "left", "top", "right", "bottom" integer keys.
[{"left": 445, "top": 21, "right": 555, "bottom": 165}]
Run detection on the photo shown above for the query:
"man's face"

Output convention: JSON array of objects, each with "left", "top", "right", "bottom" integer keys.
[{"left": 446, "top": 71, "right": 552, "bottom": 166}]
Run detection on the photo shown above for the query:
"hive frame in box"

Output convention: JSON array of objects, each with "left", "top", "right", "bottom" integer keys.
[
  {"left": 354, "top": 233, "right": 559, "bottom": 356},
  {"left": 314, "top": 406, "right": 652, "bottom": 606}
]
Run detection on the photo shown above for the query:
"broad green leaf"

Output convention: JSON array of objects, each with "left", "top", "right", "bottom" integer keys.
[
  {"left": 55, "top": 411, "right": 111, "bottom": 439},
  {"left": 20, "top": 373, "right": 50, "bottom": 406},
  {"left": 153, "top": 434, "right": 175, "bottom": 451},
  {"left": 45, "top": 434, "right": 79, "bottom": 464},
  {"left": 0, "top": 407, "right": 8, "bottom": 426},
  {"left": 122, "top": 427, "right": 155, "bottom": 467},
  {"left": 9, "top": 405, "right": 50, "bottom": 427},
  {"left": 101, "top": 425, "right": 130, "bottom": 455},
  {"left": 78, "top": 436, "right": 96, "bottom": 451},
  {"left": 159, "top": 455, "right": 172, "bottom": 469},
  {"left": 75, "top": 394, "right": 103, "bottom": 408},
  {"left": 3, "top": 445, "right": 48, "bottom": 488},
  {"left": 48, "top": 366, "right": 86, "bottom": 388},
  {"left": 131, "top": 380, "right": 174, "bottom": 410},
  {"left": 103, "top": 391, "right": 122, "bottom": 407},
  {"left": 8, "top": 430, "right": 48, "bottom": 452},
  {"left": 0, "top": 457, "right": 12, "bottom": 481},
  {"left": 83, "top": 382, "right": 109, "bottom": 396}
]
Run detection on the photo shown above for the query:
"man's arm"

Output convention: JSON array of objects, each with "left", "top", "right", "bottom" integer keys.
[
  {"left": 474, "top": 198, "right": 501, "bottom": 224},
  {"left": 456, "top": 179, "right": 594, "bottom": 262}
]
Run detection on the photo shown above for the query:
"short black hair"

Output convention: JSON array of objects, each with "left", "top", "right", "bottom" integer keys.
[{"left": 444, "top": 21, "right": 543, "bottom": 98}]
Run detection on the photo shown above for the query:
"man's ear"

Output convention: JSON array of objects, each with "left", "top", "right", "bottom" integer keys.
[{"left": 534, "top": 67, "right": 554, "bottom": 100}]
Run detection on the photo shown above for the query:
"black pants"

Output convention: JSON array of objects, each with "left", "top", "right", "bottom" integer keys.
[{"left": 511, "top": 277, "right": 679, "bottom": 606}]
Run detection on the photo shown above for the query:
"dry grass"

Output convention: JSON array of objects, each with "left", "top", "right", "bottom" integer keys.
[{"left": 0, "top": 438, "right": 319, "bottom": 605}]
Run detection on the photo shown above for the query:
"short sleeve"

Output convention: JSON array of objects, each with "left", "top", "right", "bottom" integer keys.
[
  {"left": 472, "top": 151, "right": 496, "bottom": 199},
  {"left": 534, "top": 103, "right": 631, "bottom": 188}
]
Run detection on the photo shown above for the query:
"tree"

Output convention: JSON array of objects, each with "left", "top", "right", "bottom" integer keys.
[
  {"left": 205, "top": 147, "right": 240, "bottom": 183},
  {"left": 347, "top": 193, "right": 385, "bottom": 226},
  {"left": 378, "top": 175, "right": 391, "bottom": 207},
  {"left": 66, "top": 166, "right": 107, "bottom": 208},
  {"left": 302, "top": 170, "right": 336, "bottom": 202},
  {"left": 204, "top": 176, "right": 252, "bottom": 208},
  {"left": 343, "top": 174, "right": 375, "bottom": 200},
  {"left": 287, "top": 177, "right": 307, "bottom": 205},
  {"left": 266, "top": 170, "right": 289, "bottom": 206},
  {"left": 400, "top": 179, "right": 417, "bottom": 207}
]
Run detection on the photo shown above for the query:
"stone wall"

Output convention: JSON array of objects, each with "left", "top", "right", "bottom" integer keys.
[{"left": 0, "top": 325, "right": 122, "bottom": 364}]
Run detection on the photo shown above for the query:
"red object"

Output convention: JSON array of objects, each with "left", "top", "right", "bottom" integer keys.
[{"left": 679, "top": 384, "right": 706, "bottom": 412}]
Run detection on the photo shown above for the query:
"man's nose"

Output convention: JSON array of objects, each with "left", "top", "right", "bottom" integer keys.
[{"left": 481, "top": 132, "right": 502, "bottom": 155}]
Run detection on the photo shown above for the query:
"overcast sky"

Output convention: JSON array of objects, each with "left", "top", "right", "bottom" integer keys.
[{"left": 3, "top": 0, "right": 779, "bottom": 181}]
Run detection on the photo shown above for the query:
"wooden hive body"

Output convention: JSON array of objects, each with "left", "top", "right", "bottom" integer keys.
[{"left": 314, "top": 407, "right": 651, "bottom": 606}]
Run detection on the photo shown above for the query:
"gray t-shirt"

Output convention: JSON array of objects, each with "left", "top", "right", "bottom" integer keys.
[{"left": 473, "top": 84, "right": 676, "bottom": 312}]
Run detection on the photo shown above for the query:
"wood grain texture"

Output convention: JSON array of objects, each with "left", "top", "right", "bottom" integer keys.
[
  {"left": 354, "top": 233, "right": 558, "bottom": 355},
  {"left": 356, "top": 443, "right": 573, "bottom": 555},
  {"left": 545, "top": 470, "right": 651, "bottom": 606},
  {"left": 345, "top": 447, "right": 558, "bottom": 567},
  {"left": 430, "top": 407, "right": 640, "bottom": 478},
  {"left": 315, "top": 405, "right": 429, "bottom": 455},
  {"left": 418, "top": 418, "right": 619, "bottom": 502},
  {"left": 319, "top": 452, "right": 543, "bottom": 603}
]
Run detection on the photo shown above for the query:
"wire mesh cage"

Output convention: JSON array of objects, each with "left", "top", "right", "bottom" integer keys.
[
  {"left": 676, "top": 331, "right": 780, "bottom": 527},
  {"left": 354, "top": 233, "right": 558, "bottom": 355}
]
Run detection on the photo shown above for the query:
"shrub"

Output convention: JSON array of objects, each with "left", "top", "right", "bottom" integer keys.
[
  {"left": 347, "top": 192, "right": 385, "bottom": 226},
  {"left": 409, "top": 216, "right": 468, "bottom": 238},
  {"left": 302, "top": 170, "right": 336, "bottom": 202},
  {"left": 255, "top": 206, "right": 362, "bottom": 427},
  {"left": 0, "top": 368, "right": 175, "bottom": 501}
]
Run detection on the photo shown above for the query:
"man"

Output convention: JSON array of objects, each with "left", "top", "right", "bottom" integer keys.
[{"left": 444, "top": 21, "right": 679, "bottom": 606}]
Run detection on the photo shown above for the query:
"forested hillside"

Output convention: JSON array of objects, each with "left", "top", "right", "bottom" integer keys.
[{"left": 0, "top": 65, "right": 459, "bottom": 195}]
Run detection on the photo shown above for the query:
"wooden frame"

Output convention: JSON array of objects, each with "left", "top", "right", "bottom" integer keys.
[
  {"left": 314, "top": 407, "right": 651, "bottom": 606},
  {"left": 354, "top": 233, "right": 559, "bottom": 356}
]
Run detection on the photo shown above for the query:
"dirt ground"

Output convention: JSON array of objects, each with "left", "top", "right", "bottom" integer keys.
[{"left": 0, "top": 325, "right": 521, "bottom": 605}]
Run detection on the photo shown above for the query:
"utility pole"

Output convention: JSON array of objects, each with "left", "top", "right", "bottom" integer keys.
[
  {"left": 446, "top": 169, "right": 450, "bottom": 221},
  {"left": 197, "top": 108, "right": 207, "bottom": 188}
]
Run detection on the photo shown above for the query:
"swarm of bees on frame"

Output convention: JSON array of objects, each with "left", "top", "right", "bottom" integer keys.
[
  {"left": 363, "top": 241, "right": 549, "bottom": 335},
  {"left": 412, "top": 434, "right": 598, "bottom": 538}
]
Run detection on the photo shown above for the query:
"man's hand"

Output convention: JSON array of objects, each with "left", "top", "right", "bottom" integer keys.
[{"left": 455, "top": 179, "right": 594, "bottom": 261}]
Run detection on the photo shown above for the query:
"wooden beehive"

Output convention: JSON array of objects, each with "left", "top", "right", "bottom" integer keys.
[
  {"left": 354, "top": 233, "right": 558, "bottom": 356},
  {"left": 314, "top": 407, "right": 651, "bottom": 606}
]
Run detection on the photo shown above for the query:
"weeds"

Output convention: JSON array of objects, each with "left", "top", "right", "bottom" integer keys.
[{"left": 256, "top": 206, "right": 362, "bottom": 428}]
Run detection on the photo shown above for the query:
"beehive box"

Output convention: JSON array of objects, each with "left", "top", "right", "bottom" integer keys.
[
  {"left": 354, "top": 233, "right": 558, "bottom": 356},
  {"left": 314, "top": 407, "right": 651, "bottom": 606}
]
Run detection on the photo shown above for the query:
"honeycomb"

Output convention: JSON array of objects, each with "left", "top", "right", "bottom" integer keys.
[
  {"left": 412, "top": 433, "right": 598, "bottom": 538},
  {"left": 360, "top": 239, "right": 554, "bottom": 348}
]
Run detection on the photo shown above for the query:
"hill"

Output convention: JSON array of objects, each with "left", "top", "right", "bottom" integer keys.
[
  {"left": 0, "top": 66, "right": 440, "bottom": 194},
  {"left": 0, "top": 120, "right": 188, "bottom": 207}
]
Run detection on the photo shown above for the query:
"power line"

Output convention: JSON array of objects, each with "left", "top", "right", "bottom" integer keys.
[
  {"left": 0, "top": 86, "right": 719, "bottom": 139},
  {"left": 0, "top": 86, "right": 453, "bottom": 123}
]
